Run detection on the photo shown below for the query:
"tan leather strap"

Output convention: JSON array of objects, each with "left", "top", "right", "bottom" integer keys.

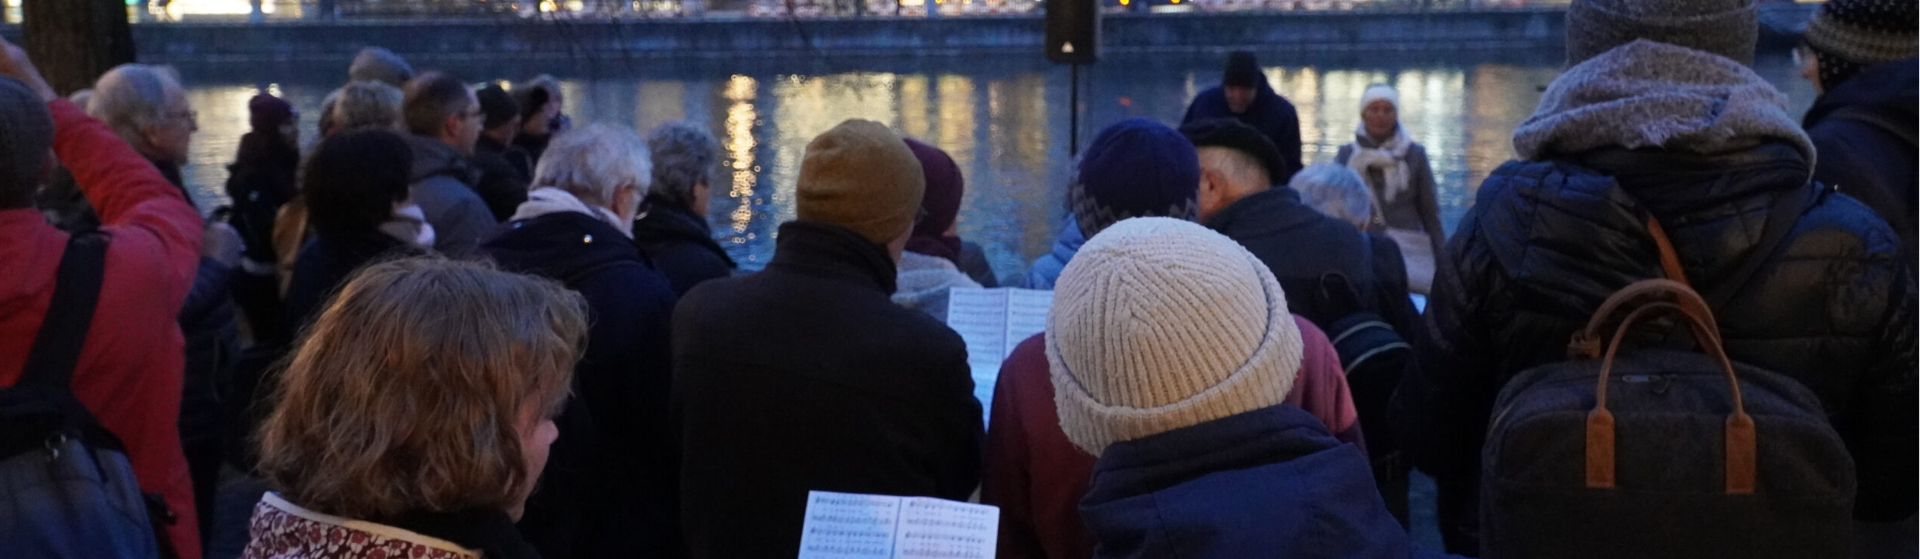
[
  {"left": 1646, "top": 216, "right": 1690, "bottom": 286},
  {"left": 1583, "top": 292, "right": 1755, "bottom": 494}
]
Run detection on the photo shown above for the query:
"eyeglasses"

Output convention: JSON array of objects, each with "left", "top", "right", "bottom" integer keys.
[{"left": 466, "top": 108, "right": 486, "bottom": 120}]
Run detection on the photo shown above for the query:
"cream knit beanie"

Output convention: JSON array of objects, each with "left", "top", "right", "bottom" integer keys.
[
  {"left": 1361, "top": 84, "right": 1400, "bottom": 113},
  {"left": 1048, "top": 217, "right": 1304, "bottom": 456}
]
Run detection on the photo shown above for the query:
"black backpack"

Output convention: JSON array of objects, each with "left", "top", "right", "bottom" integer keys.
[
  {"left": 0, "top": 231, "right": 177, "bottom": 559},
  {"left": 1479, "top": 279, "right": 1854, "bottom": 559},
  {"left": 1316, "top": 272, "right": 1413, "bottom": 525}
]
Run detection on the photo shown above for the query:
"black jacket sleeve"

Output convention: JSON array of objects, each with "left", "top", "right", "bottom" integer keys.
[{"left": 1843, "top": 263, "right": 1919, "bottom": 521}]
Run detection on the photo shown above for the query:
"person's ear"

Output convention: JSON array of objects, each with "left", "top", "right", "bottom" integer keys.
[{"left": 443, "top": 112, "right": 463, "bottom": 140}]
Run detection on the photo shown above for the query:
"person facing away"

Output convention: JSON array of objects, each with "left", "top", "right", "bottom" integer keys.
[
  {"left": 400, "top": 71, "right": 498, "bottom": 258},
  {"left": 471, "top": 84, "right": 531, "bottom": 222},
  {"left": 482, "top": 123, "right": 681, "bottom": 559},
  {"left": 1186, "top": 118, "right": 1418, "bottom": 336},
  {"left": 225, "top": 93, "right": 301, "bottom": 344},
  {"left": 983, "top": 120, "right": 1365, "bottom": 559},
  {"left": 1291, "top": 162, "right": 1416, "bottom": 318},
  {"left": 280, "top": 129, "right": 433, "bottom": 344},
  {"left": 1334, "top": 84, "right": 1446, "bottom": 292},
  {"left": 893, "top": 137, "right": 982, "bottom": 320},
  {"left": 274, "top": 80, "right": 406, "bottom": 293},
  {"left": 346, "top": 46, "right": 415, "bottom": 88},
  {"left": 1394, "top": 0, "right": 1918, "bottom": 554},
  {"left": 899, "top": 137, "right": 999, "bottom": 288},
  {"left": 636, "top": 120, "right": 738, "bottom": 297},
  {"left": 672, "top": 119, "right": 982, "bottom": 559},
  {"left": 1795, "top": 0, "right": 1918, "bottom": 265},
  {"left": 1181, "top": 50, "right": 1303, "bottom": 183},
  {"left": 1047, "top": 217, "right": 1443, "bottom": 559},
  {"left": 244, "top": 258, "right": 587, "bottom": 559},
  {"left": 512, "top": 75, "right": 568, "bottom": 174},
  {"left": 1021, "top": 118, "right": 1204, "bottom": 289},
  {"left": 0, "top": 44, "right": 205, "bottom": 559}
]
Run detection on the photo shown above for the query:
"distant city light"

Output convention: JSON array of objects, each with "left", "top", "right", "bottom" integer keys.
[{"left": 155, "top": 0, "right": 275, "bottom": 15}]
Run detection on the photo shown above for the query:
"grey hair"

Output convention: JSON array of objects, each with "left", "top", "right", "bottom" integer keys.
[
  {"left": 643, "top": 121, "right": 719, "bottom": 212},
  {"left": 87, "top": 64, "right": 184, "bottom": 148},
  {"left": 532, "top": 123, "right": 652, "bottom": 209},
  {"left": 1195, "top": 146, "right": 1270, "bottom": 192},
  {"left": 1290, "top": 162, "right": 1375, "bottom": 229},
  {"left": 330, "top": 81, "right": 404, "bottom": 133}
]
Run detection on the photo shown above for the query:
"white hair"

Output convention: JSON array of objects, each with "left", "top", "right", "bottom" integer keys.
[
  {"left": 1196, "top": 146, "right": 1270, "bottom": 193},
  {"left": 88, "top": 64, "right": 184, "bottom": 147},
  {"left": 532, "top": 123, "right": 652, "bottom": 208},
  {"left": 1291, "top": 162, "right": 1374, "bottom": 229}
]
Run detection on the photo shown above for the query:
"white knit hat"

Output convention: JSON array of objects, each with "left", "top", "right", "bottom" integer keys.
[
  {"left": 1361, "top": 84, "right": 1399, "bottom": 113},
  {"left": 1047, "top": 217, "right": 1305, "bottom": 456}
]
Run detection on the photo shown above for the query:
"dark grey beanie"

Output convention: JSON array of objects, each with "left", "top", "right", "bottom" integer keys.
[
  {"left": 0, "top": 77, "right": 53, "bottom": 204},
  {"left": 348, "top": 47, "right": 415, "bottom": 87},
  {"left": 1566, "top": 0, "right": 1759, "bottom": 66}
]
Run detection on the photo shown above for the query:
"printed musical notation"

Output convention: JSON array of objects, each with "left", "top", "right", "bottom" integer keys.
[{"left": 797, "top": 491, "right": 1000, "bottom": 559}]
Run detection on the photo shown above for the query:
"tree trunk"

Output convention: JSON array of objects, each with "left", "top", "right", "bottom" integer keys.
[{"left": 21, "top": 0, "right": 136, "bottom": 96}]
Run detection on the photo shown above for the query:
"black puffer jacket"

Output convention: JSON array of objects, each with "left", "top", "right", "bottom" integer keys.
[
  {"left": 1803, "top": 59, "right": 1918, "bottom": 265},
  {"left": 632, "top": 203, "right": 736, "bottom": 297},
  {"left": 1399, "top": 141, "right": 1917, "bottom": 522}
]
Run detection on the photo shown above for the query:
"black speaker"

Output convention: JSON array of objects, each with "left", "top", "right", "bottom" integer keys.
[{"left": 1045, "top": 0, "right": 1098, "bottom": 64}]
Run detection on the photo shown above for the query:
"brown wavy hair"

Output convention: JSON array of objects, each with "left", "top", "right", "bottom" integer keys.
[{"left": 257, "top": 257, "right": 588, "bottom": 519}]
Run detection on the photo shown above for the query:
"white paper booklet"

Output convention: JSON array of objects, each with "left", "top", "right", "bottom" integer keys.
[
  {"left": 944, "top": 287, "right": 1054, "bottom": 425},
  {"left": 796, "top": 491, "right": 999, "bottom": 559}
]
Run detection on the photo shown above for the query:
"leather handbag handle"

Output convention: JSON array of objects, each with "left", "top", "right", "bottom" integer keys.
[
  {"left": 1584, "top": 295, "right": 1756, "bottom": 495},
  {"left": 1567, "top": 278, "right": 1720, "bottom": 359}
]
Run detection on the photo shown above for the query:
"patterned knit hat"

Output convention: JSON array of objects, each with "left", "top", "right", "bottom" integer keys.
[
  {"left": 1566, "top": 0, "right": 1759, "bottom": 66},
  {"left": 1803, "top": 0, "right": 1919, "bottom": 89},
  {"left": 1048, "top": 217, "right": 1304, "bottom": 456},
  {"left": 1070, "top": 118, "right": 1200, "bottom": 239}
]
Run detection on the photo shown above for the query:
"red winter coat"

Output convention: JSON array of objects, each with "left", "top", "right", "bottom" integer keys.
[
  {"left": 981, "top": 315, "right": 1363, "bottom": 559},
  {"left": 0, "top": 99, "right": 204, "bottom": 559}
]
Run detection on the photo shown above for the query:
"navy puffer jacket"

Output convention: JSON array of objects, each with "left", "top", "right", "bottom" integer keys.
[{"left": 1397, "top": 141, "right": 1917, "bottom": 521}]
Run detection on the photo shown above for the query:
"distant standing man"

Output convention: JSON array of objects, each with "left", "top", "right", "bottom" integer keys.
[{"left": 1183, "top": 51, "right": 1303, "bottom": 183}]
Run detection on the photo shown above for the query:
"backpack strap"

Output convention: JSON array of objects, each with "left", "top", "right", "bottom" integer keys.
[{"left": 18, "top": 230, "right": 109, "bottom": 391}]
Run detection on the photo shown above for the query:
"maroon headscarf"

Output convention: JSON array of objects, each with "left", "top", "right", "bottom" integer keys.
[{"left": 904, "top": 137, "right": 965, "bottom": 264}]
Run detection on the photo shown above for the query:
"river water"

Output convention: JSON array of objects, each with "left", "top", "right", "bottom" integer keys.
[{"left": 171, "top": 49, "right": 1816, "bottom": 278}]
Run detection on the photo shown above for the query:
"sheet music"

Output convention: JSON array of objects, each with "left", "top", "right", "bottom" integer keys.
[
  {"left": 797, "top": 491, "right": 999, "bottom": 559},
  {"left": 945, "top": 288, "right": 1055, "bottom": 427}
]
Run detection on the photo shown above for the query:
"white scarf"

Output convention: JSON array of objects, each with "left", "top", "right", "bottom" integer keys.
[
  {"left": 510, "top": 187, "right": 634, "bottom": 239},
  {"left": 1345, "top": 123, "right": 1413, "bottom": 205},
  {"left": 379, "top": 203, "right": 437, "bottom": 248}
]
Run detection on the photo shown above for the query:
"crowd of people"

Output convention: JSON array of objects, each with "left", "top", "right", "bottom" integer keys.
[{"left": 0, "top": 0, "right": 1913, "bottom": 557}]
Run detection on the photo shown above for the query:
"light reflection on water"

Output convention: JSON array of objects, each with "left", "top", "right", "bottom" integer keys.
[{"left": 171, "top": 51, "right": 1815, "bottom": 278}]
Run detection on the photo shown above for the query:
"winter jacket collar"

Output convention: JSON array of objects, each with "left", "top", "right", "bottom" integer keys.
[
  {"left": 484, "top": 210, "right": 646, "bottom": 286},
  {"left": 510, "top": 187, "right": 633, "bottom": 238},
  {"left": 1804, "top": 58, "right": 1919, "bottom": 132},
  {"left": 1571, "top": 141, "right": 1811, "bottom": 215},
  {"left": 370, "top": 506, "right": 541, "bottom": 559},
  {"left": 146, "top": 156, "right": 194, "bottom": 212},
  {"left": 633, "top": 203, "right": 735, "bottom": 267},
  {"left": 1515, "top": 40, "right": 1816, "bottom": 172},
  {"left": 405, "top": 134, "right": 479, "bottom": 187},
  {"left": 1205, "top": 187, "right": 1325, "bottom": 239},
  {"left": 1080, "top": 405, "right": 1416, "bottom": 559},
  {"left": 768, "top": 220, "right": 899, "bottom": 295}
]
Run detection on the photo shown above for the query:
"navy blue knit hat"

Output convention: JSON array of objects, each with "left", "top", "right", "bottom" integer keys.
[{"left": 1071, "top": 118, "right": 1200, "bottom": 238}]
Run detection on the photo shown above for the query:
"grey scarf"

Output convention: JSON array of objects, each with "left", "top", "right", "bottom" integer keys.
[{"left": 1514, "top": 40, "right": 1815, "bottom": 173}]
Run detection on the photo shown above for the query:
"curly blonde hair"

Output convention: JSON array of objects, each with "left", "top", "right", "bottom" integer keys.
[{"left": 257, "top": 257, "right": 588, "bottom": 519}]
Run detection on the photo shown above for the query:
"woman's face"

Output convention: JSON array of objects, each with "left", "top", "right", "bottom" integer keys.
[
  {"left": 1363, "top": 100, "right": 1397, "bottom": 139},
  {"left": 507, "top": 403, "right": 560, "bottom": 522}
]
